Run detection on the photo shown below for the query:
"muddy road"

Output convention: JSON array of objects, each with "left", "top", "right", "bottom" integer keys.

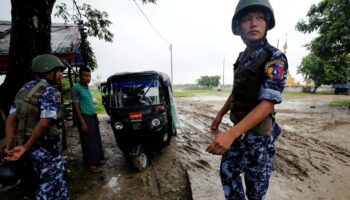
[
  {"left": 1, "top": 94, "right": 350, "bottom": 200},
  {"left": 176, "top": 94, "right": 350, "bottom": 200}
]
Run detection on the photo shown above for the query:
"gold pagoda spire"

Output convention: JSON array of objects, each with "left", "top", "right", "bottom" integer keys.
[
  {"left": 283, "top": 33, "right": 300, "bottom": 86},
  {"left": 283, "top": 34, "right": 288, "bottom": 54}
]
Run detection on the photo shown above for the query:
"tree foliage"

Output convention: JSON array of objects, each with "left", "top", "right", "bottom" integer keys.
[
  {"left": 296, "top": 0, "right": 350, "bottom": 87},
  {"left": 55, "top": 3, "right": 114, "bottom": 42},
  {"left": 298, "top": 53, "right": 350, "bottom": 92},
  {"left": 55, "top": 2, "right": 113, "bottom": 70},
  {"left": 296, "top": 0, "right": 350, "bottom": 58},
  {"left": 196, "top": 76, "right": 221, "bottom": 88}
]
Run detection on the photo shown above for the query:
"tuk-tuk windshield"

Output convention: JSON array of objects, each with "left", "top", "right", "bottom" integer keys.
[{"left": 110, "top": 79, "right": 164, "bottom": 108}]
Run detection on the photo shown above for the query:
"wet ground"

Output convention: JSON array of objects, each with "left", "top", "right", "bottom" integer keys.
[{"left": 1, "top": 94, "right": 350, "bottom": 200}]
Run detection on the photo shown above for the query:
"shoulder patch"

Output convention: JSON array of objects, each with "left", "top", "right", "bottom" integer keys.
[
  {"left": 55, "top": 92, "right": 61, "bottom": 103},
  {"left": 265, "top": 60, "right": 285, "bottom": 81}
]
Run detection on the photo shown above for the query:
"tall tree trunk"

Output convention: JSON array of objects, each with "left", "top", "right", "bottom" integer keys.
[
  {"left": 0, "top": 0, "right": 56, "bottom": 114},
  {"left": 312, "top": 83, "right": 321, "bottom": 93}
]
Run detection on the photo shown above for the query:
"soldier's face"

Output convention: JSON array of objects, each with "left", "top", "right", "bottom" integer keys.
[
  {"left": 54, "top": 69, "right": 63, "bottom": 84},
  {"left": 45, "top": 69, "right": 63, "bottom": 84},
  {"left": 239, "top": 10, "right": 267, "bottom": 42},
  {"left": 80, "top": 71, "right": 91, "bottom": 85}
]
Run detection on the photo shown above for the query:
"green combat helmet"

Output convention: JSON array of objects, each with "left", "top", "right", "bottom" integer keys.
[
  {"left": 32, "top": 54, "right": 66, "bottom": 73},
  {"left": 232, "top": 0, "right": 275, "bottom": 35}
]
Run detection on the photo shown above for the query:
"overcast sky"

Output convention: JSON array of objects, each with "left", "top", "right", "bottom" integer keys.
[{"left": 0, "top": 0, "right": 321, "bottom": 84}]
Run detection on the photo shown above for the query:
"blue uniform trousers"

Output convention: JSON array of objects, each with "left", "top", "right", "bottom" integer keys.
[
  {"left": 220, "top": 123, "right": 281, "bottom": 200},
  {"left": 30, "top": 143, "right": 68, "bottom": 200}
]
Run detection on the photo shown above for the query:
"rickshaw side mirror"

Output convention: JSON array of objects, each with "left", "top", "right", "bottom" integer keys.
[{"left": 102, "top": 87, "right": 107, "bottom": 94}]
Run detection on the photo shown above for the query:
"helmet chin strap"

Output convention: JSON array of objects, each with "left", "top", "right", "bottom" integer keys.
[
  {"left": 240, "top": 30, "right": 268, "bottom": 49},
  {"left": 44, "top": 71, "right": 59, "bottom": 85}
]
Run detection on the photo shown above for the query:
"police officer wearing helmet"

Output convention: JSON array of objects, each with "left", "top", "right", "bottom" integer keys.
[
  {"left": 4, "top": 54, "right": 68, "bottom": 199},
  {"left": 207, "top": 0, "right": 288, "bottom": 199}
]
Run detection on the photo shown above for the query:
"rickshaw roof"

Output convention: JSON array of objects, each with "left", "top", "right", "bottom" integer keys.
[{"left": 108, "top": 71, "right": 171, "bottom": 87}]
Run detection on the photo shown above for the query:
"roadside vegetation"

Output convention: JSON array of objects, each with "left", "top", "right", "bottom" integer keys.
[
  {"left": 174, "top": 88, "right": 230, "bottom": 97},
  {"left": 329, "top": 99, "right": 350, "bottom": 107},
  {"left": 90, "top": 87, "right": 349, "bottom": 115},
  {"left": 91, "top": 89, "right": 106, "bottom": 114},
  {"left": 282, "top": 90, "right": 334, "bottom": 97},
  {"left": 172, "top": 87, "right": 335, "bottom": 98}
]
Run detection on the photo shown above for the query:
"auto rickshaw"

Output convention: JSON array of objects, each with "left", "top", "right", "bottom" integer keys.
[{"left": 101, "top": 71, "right": 179, "bottom": 171}]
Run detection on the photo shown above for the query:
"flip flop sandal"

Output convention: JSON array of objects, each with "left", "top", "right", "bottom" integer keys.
[{"left": 88, "top": 166, "right": 102, "bottom": 173}]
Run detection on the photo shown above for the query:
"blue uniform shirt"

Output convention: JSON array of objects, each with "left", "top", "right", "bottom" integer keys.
[{"left": 236, "top": 38, "right": 288, "bottom": 104}]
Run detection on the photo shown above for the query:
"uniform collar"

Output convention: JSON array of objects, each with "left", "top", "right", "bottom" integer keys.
[
  {"left": 39, "top": 79, "right": 48, "bottom": 83},
  {"left": 243, "top": 37, "right": 268, "bottom": 50},
  {"left": 238, "top": 38, "right": 269, "bottom": 67}
]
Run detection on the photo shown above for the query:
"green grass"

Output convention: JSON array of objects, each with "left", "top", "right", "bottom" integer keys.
[
  {"left": 282, "top": 90, "right": 334, "bottom": 97},
  {"left": 92, "top": 86, "right": 348, "bottom": 108},
  {"left": 329, "top": 99, "right": 350, "bottom": 107},
  {"left": 282, "top": 92, "right": 312, "bottom": 97},
  {"left": 173, "top": 88, "right": 336, "bottom": 98},
  {"left": 282, "top": 91, "right": 328, "bottom": 97},
  {"left": 174, "top": 88, "right": 230, "bottom": 97},
  {"left": 91, "top": 89, "right": 106, "bottom": 114}
]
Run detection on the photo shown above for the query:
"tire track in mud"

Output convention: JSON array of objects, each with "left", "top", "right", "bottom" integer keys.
[
  {"left": 276, "top": 129, "right": 350, "bottom": 180},
  {"left": 176, "top": 97, "right": 350, "bottom": 199},
  {"left": 175, "top": 99, "right": 226, "bottom": 200},
  {"left": 177, "top": 108, "right": 215, "bottom": 168},
  {"left": 177, "top": 98, "right": 350, "bottom": 199}
]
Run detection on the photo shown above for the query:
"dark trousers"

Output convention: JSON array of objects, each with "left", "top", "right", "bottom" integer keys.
[{"left": 78, "top": 114, "right": 105, "bottom": 166}]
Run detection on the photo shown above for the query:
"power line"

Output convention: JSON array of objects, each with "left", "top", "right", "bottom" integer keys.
[
  {"left": 73, "top": 0, "right": 82, "bottom": 21},
  {"left": 132, "top": 0, "right": 174, "bottom": 84},
  {"left": 132, "top": 0, "right": 169, "bottom": 45}
]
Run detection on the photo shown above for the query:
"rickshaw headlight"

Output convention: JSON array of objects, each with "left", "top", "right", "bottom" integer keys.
[
  {"left": 151, "top": 118, "right": 160, "bottom": 127},
  {"left": 114, "top": 122, "right": 124, "bottom": 130}
]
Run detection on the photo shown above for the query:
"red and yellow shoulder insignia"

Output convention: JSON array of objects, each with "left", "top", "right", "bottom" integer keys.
[
  {"left": 55, "top": 92, "right": 61, "bottom": 103},
  {"left": 265, "top": 60, "right": 285, "bottom": 81}
]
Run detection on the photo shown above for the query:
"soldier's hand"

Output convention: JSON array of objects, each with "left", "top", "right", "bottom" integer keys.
[
  {"left": 4, "top": 145, "right": 27, "bottom": 161},
  {"left": 206, "top": 131, "right": 236, "bottom": 155},
  {"left": 4, "top": 145, "right": 13, "bottom": 156},
  {"left": 210, "top": 115, "right": 222, "bottom": 134}
]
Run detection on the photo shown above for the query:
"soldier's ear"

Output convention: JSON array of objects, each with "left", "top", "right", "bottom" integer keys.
[{"left": 237, "top": 27, "right": 242, "bottom": 36}]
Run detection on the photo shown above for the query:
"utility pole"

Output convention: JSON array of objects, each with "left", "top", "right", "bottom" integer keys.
[
  {"left": 133, "top": 0, "right": 172, "bottom": 84},
  {"left": 169, "top": 43, "right": 173, "bottom": 85}
]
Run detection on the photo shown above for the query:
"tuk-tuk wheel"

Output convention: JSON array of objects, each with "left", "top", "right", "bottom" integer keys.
[{"left": 131, "top": 148, "right": 149, "bottom": 172}]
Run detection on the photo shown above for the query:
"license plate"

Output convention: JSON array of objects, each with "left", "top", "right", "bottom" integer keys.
[{"left": 133, "top": 123, "right": 141, "bottom": 130}]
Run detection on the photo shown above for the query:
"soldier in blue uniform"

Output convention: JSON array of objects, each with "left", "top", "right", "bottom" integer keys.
[
  {"left": 4, "top": 54, "right": 69, "bottom": 199},
  {"left": 206, "top": 0, "right": 288, "bottom": 199}
]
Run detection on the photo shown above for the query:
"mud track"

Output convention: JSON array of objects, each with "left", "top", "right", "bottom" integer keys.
[{"left": 175, "top": 95, "right": 350, "bottom": 200}]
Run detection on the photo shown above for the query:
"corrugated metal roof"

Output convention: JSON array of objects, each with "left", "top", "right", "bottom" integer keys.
[{"left": 0, "top": 21, "right": 81, "bottom": 55}]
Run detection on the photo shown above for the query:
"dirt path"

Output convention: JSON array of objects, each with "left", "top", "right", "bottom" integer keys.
[
  {"left": 1, "top": 94, "right": 349, "bottom": 200},
  {"left": 270, "top": 96, "right": 350, "bottom": 200},
  {"left": 175, "top": 94, "right": 350, "bottom": 200}
]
